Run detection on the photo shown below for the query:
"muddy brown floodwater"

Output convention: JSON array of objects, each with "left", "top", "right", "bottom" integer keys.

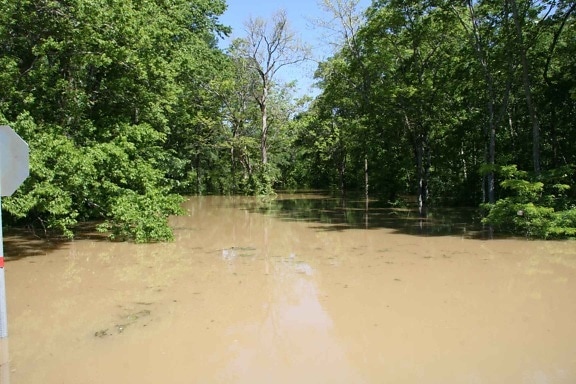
[{"left": 2, "top": 194, "right": 576, "bottom": 383}]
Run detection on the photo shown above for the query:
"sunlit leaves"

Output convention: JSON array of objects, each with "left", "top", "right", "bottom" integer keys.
[{"left": 0, "top": 0, "right": 227, "bottom": 241}]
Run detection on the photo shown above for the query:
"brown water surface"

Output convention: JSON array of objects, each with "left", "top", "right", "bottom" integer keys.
[{"left": 4, "top": 195, "right": 576, "bottom": 383}]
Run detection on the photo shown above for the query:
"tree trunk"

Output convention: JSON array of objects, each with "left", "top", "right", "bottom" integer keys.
[
  {"left": 260, "top": 86, "right": 268, "bottom": 165},
  {"left": 364, "top": 155, "right": 369, "bottom": 201},
  {"left": 339, "top": 154, "right": 346, "bottom": 196},
  {"left": 403, "top": 111, "right": 429, "bottom": 217},
  {"left": 231, "top": 126, "right": 238, "bottom": 194},
  {"left": 416, "top": 143, "right": 425, "bottom": 217},
  {"left": 415, "top": 132, "right": 429, "bottom": 218},
  {"left": 195, "top": 154, "right": 202, "bottom": 195}
]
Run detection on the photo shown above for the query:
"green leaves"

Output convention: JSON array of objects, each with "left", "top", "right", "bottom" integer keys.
[
  {"left": 97, "top": 189, "right": 183, "bottom": 243},
  {"left": 304, "top": 0, "right": 576, "bottom": 219},
  {"left": 1, "top": 113, "right": 184, "bottom": 241},
  {"left": 0, "top": 0, "right": 227, "bottom": 241},
  {"left": 482, "top": 164, "right": 576, "bottom": 238}
]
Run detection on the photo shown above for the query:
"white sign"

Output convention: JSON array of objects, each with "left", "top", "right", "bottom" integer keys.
[
  {"left": 0, "top": 125, "right": 29, "bottom": 196},
  {"left": 0, "top": 125, "right": 29, "bottom": 344}
]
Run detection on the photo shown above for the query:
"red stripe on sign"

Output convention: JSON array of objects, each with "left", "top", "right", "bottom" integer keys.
[{"left": 0, "top": 257, "right": 4, "bottom": 268}]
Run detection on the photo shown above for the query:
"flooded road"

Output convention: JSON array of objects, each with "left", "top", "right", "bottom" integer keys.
[{"left": 3, "top": 194, "right": 576, "bottom": 383}]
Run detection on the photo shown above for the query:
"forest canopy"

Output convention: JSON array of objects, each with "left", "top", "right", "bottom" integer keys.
[{"left": 0, "top": 0, "right": 575, "bottom": 241}]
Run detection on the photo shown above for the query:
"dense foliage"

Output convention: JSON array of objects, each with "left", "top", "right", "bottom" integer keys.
[
  {"left": 294, "top": 0, "right": 576, "bottom": 237},
  {"left": 482, "top": 165, "right": 576, "bottom": 237},
  {"left": 0, "top": 0, "right": 230, "bottom": 241},
  {"left": 1, "top": 0, "right": 574, "bottom": 240}
]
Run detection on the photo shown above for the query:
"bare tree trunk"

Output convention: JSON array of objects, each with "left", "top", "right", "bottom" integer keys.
[
  {"left": 195, "top": 154, "right": 202, "bottom": 195},
  {"left": 415, "top": 133, "right": 430, "bottom": 218},
  {"left": 260, "top": 89, "right": 268, "bottom": 164},
  {"left": 231, "top": 146, "right": 236, "bottom": 193},
  {"left": 364, "top": 155, "right": 368, "bottom": 201},
  {"left": 231, "top": 125, "right": 239, "bottom": 194},
  {"left": 339, "top": 151, "right": 346, "bottom": 196}
]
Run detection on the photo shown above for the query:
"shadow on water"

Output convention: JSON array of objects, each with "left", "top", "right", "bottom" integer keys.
[
  {"left": 238, "top": 191, "right": 488, "bottom": 238},
  {"left": 3, "top": 223, "right": 109, "bottom": 262}
]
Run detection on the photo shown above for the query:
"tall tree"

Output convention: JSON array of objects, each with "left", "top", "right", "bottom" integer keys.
[
  {"left": 237, "top": 10, "right": 310, "bottom": 165},
  {"left": 220, "top": 42, "right": 263, "bottom": 192},
  {"left": 451, "top": 1, "right": 516, "bottom": 204},
  {"left": 509, "top": 0, "right": 541, "bottom": 174},
  {"left": 359, "top": 0, "right": 462, "bottom": 215}
]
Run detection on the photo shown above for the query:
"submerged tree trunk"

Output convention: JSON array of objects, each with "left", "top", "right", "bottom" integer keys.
[
  {"left": 404, "top": 112, "right": 429, "bottom": 217},
  {"left": 339, "top": 153, "right": 346, "bottom": 196},
  {"left": 364, "top": 155, "right": 368, "bottom": 201},
  {"left": 195, "top": 154, "right": 202, "bottom": 195},
  {"left": 415, "top": 133, "right": 430, "bottom": 218}
]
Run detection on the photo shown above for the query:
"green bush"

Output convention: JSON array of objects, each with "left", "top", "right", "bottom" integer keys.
[
  {"left": 97, "top": 190, "right": 183, "bottom": 243},
  {"left": 2, "top": 113, "right": 183, "bottom": 242},
  {"left": 482, "top": 165, "right": 576, "bottom": 238}
]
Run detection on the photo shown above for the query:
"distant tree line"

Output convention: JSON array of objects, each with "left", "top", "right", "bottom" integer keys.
[{"left": 0, "top": 0, "right": 574, "bottom": 240}]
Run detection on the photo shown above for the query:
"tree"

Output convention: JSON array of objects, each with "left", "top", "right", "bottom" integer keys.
[
  {"left": 509, "top": 0, "right": 541, "bottom": 174},
  {"left": 0, "top": 0, "right": 230, "bottom": 241},
  {"left": 315, "top": 0, "right": 365, "bottom": 53},
  {"left": 450, "top": 1, "right": 516, "bottom": 204},
  {"left": 300, "top": 0, "right": 576, "bottom": 237},
  {"left": 237, "top": 10, "right": 310, "bottom": 166},
  {"left": 316, "top": 0, "right": 372, "bottom": 198},
  {"left": 219, "top": 42, "right": 263, "bottom": 193},
  {"left": 357, "top": 0, "right": 464, "bottom": 215}
]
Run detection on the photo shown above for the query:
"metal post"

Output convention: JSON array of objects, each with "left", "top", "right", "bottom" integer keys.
[
  {"left": 0, "top": 190, "right": 9, "bottom": 384},
  {"left": 0, "top": 195, "right": 6, "bottom": 338},
  {"left": 0, "top": 125, "right": 29, "bottom": 384},
  {"left": 0, "top": 125, "right": 27, "bottom": 384}
]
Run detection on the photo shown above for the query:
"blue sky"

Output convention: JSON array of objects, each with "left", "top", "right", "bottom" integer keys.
[{"left": 217, "top": 0, "right": 371, "bottom": 97}]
